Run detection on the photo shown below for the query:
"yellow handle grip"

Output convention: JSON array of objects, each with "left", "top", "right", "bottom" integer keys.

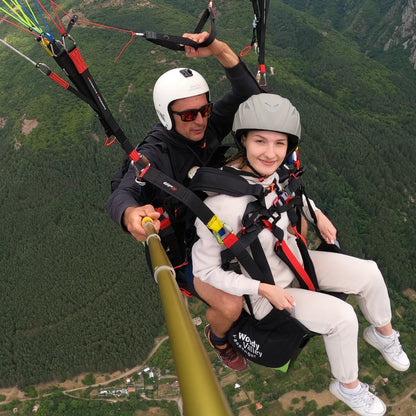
[{"left": 142, "top": 216, "right": 154, "bottom": 226}]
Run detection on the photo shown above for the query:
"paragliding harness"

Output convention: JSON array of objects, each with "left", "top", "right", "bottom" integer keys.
[
  {"left": 188, "top": 163, "right": 321, "bottom": 369},
  {"left": 120, "top": 143, "right": 345, "bottom": 369},
  {"left": 110, "top": 133, "right": 233, "bottom": 297},
  {"left": 110, "top": 136, "right": 194, "bottom": 295},
  {"left": 190, "top": 163, "right": 346, "bottom": 370}
]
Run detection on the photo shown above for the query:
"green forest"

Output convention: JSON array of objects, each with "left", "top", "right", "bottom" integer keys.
[{"left": 0, "top": 0, "right": 415, "bottom": 408}]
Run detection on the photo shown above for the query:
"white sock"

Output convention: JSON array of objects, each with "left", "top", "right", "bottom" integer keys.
[
  {"left": 375, "top": 328, "right": 395, "bottom": 341},
  {"left": 340, "top": 383, "right": 361, "bottom": 395}
]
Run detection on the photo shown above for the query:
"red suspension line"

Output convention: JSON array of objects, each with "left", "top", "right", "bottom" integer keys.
[
  {"left": 50, "top": 0, "right": 134, "bottom": 35},
  {"left": 49, "top": 0, "right": 137, "bottom": 60},
  {"left": 48, "top": 0, "right": 65, "bottom": 33},
  {"left": 0, "top": 16, "right": 42, "bottom": 37},
  {"left": 35, "top": 0, "right": 65, "bottom": 35}
]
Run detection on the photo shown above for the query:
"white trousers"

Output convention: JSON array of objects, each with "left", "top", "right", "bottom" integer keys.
[{"left": 253, "top": 251, "right": 392, "bottom": 384}]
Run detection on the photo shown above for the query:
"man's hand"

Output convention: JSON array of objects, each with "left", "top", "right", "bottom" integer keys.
[
  {"left": 182, "top": 31, "right": 240, "bottom": 68},
  {"left": 122, "top": 205, "right": 161, "bottom": 242}
]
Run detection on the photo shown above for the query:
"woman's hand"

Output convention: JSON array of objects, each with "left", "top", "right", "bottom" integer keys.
[
  {"left": 315, "top": 210, "right": 337, "bottom": 244},
  {"left": 258, "top": 283, "right": 295, "bottom": 311}
]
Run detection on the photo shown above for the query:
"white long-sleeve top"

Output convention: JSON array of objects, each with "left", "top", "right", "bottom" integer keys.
[{"left": 192, "top": 168, "right": 318, "bottom": 301}]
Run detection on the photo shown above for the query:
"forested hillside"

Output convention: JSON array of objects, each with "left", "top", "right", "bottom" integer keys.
[
  {"left": 283, "top": 0, "right": 416, "bottom": 73},
  {"left": 0, "top": 0, "right": 415, "bottom": 389}
]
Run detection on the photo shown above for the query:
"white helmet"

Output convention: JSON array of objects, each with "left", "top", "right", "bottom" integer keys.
[
  {"left": 153, "top": 68, "right": 210, "bottom": 130},
  {"left": 232, "top": 93, "right": 301, "bottom": 157}
]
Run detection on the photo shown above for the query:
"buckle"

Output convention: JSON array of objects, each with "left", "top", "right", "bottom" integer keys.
[{"left": 212, "top": 222, "right": 233, "bottom": 245}]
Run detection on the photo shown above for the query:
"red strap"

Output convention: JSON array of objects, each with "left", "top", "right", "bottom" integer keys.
[
  {"left": 139, "top": 164, "right": 150, "bottom": 179},
  {"left": 128, "top": 149, "right": 141, "bottom": 162},
  {"left": 292, "top": 225, "right": 307, "bottom": 246},
  {"left": 258, "top": 64, "right": 266, "bottom": 74},
  {"left": 68, "top": 47, "right": 87, "bottom": 74},
  {"left": 154, "top": 208, "right": 171, "bottom": 230},
  {"left": 180, "top": 288, "right": 193, "bottom": 298},
  {"left": 261, "top": 219, "right": 273, "bottom": 232},
  {"left": 174, "top": 261, "right": 188, "bottom": 269},
  {"left": 48, "top": 71, "right": 70, "bottom": 89},
  {"left": 278, "top": 240, "right": 316, "bottom": 291},
  {"left": 160, "top": 217, "right": 171, "bottom": 231}
]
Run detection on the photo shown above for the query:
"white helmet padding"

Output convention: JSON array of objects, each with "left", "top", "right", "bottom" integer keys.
[{"left": 153, "top": 68, "right": 210, "bottom": 130}]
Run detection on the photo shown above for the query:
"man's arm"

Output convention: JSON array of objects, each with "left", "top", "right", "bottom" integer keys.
[{"left": 182, "top": 32, "right": 262, "bottom": 142}]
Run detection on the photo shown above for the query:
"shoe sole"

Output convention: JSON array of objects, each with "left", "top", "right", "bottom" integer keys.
[{"left": 363, "top": 329, "right": 410, "bottom": 372}]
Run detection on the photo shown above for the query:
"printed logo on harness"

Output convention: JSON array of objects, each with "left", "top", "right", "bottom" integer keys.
[
  {"left": 231, "top": 331, "right": 263, "bottom": 359},
  {"left": 162, "top": 181, "right": 178, "bottom": 191}
]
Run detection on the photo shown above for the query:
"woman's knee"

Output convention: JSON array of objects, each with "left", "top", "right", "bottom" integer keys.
[
  {"left": 330, "top": 302, "right": 358, "bottom": 335},
  {"left": 367, "top": 260, "right": 385, "bottom": 283},
  {"left": 359, "top": 259, "right": 388, "bottom": 294}
]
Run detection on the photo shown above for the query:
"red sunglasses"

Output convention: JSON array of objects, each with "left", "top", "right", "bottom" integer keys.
[{"left": 171, "top": 102, "right": 213, "bottom": 122}]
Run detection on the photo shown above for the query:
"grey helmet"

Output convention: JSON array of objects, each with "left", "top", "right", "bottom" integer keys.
[
  {"left": 153, "top": 68, "right": 210, "bottom": 130},
  {"left": 232, "top": 93, "right": 301, "bottom": 158}
]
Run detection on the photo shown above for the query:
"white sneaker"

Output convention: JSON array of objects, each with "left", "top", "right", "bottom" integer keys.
[
  {"left": 363, "top": 325, "right": 410, "bottom": 371},
  {"left": 329, "top": 379, "right": 386, "bottom": 416}
]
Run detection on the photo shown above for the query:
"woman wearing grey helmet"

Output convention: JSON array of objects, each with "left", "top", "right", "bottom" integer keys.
[
  {"left": 231, "top": 93, "right": 302, "bottom": 175},
  {"left": 192, "top": 93, "right": 409, "bottom": 416}
]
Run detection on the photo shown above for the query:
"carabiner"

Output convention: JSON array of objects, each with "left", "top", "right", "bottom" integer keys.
[{"left": 35, "top": 62, "right": 51, "bottom": 76}]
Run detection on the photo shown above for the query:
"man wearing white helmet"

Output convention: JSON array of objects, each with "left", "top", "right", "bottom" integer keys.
[
  {"left": 107, "top": 32, "right": 263, "bottom": 371},
  {"left": 192, "top": 93, "right": 410, "bottom": 416}
]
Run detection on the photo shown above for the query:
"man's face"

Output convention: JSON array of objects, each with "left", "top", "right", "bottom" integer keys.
[{"left": 170, "top": 93, "right": 209, "bottom": 141}]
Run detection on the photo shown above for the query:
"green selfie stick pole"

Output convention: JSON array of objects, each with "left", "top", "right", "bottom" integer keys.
[{"left": 142, "top": 217, "right": 232, "bottom": 416}]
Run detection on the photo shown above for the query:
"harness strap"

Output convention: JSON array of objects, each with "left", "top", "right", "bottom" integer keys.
[
  {"left": 250, "top": 237, "right": 275, "bottom": 286},
  {"left": 295, "top": 236, "right": 319, "bottom": 287},
  {"left": 135, "top": 159, "right": 218, "bottom": 226},
  {"left": 260, "top": 217, "right": 319, "bottom": 291},
  {"left": 275, "top": 240, "right": 317, "bottom": 291},
  {"left": 302, "top": 187, "right": 341, "bottom": 252},
  {"left": 189, "top": 166, "right": 264, "bottom": 198},
  {"left": 221, "top": 232, "right": 269, "bottom": 283},
  {"left": 261, "top": 172, "right": 320, "bottom": 292},
  {"left": 134, "top": 159, "right": 281, "bottom": 286},
  {"left": 221, "top": 221, "right": 263, "bottom": 265},
  {"left": 52, "top": 43, "right": 137, "bottom": 156},
  {"left": 137, "top": 159, "right": 320, "bottom": 295}
]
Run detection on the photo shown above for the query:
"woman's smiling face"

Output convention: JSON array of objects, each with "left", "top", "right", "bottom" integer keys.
[{"left": 241, "top": 130, "right": 288, "bottom": 176}]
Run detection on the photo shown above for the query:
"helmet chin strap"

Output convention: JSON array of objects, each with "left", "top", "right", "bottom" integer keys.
[{"left": 243, "top": 155, "right": 267, "bottom": 181}]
